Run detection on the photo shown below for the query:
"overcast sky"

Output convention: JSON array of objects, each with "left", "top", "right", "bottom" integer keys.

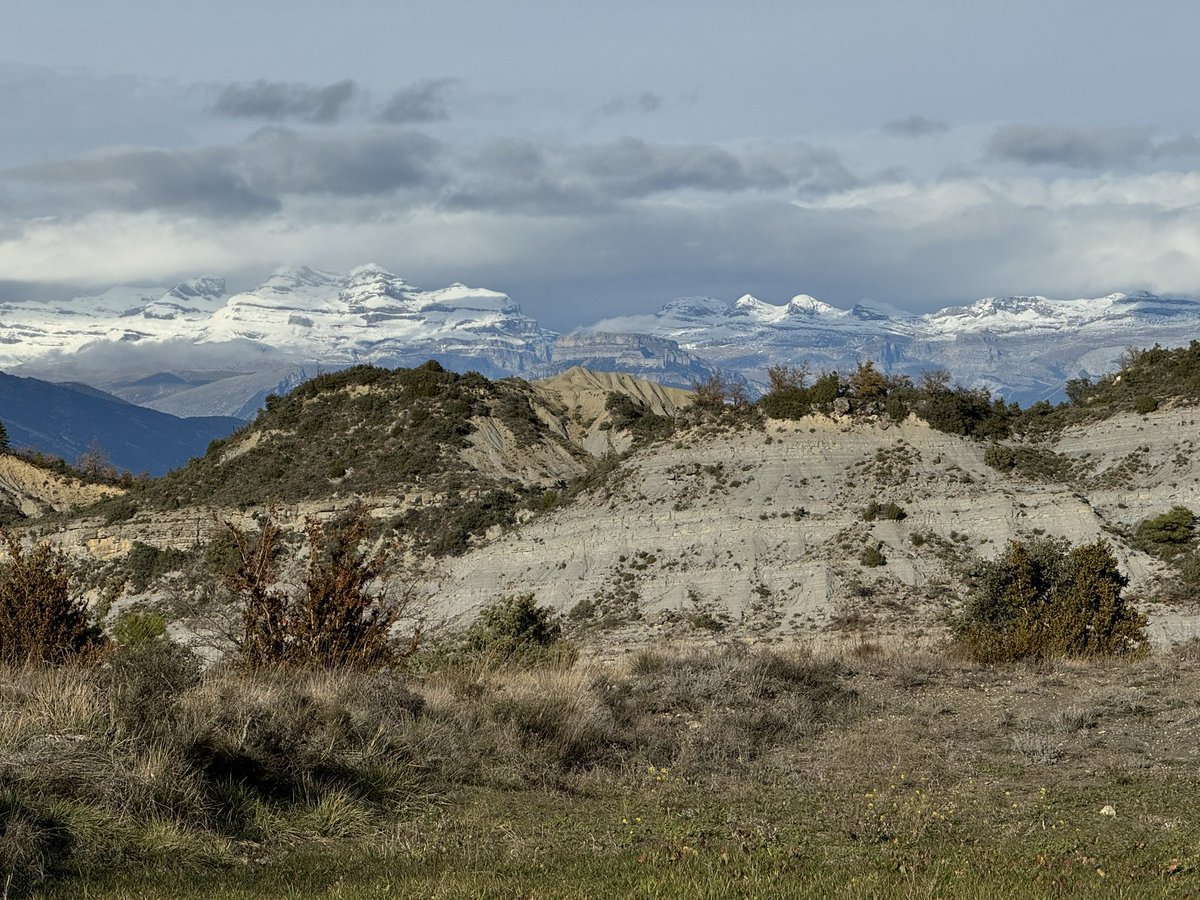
[{"left": 2, "top": 0, "right": 1200, "bottom": 327}]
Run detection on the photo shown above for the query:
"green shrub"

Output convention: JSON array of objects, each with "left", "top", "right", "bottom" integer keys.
[
  {"left": 466, "top": 593, "right": 563, "bottom": 660},
  {"left": 122, "top": 541, "right": 191, "bottom": 592},
  {"left": 984, "top": 444, "right": 1073, "bottom": 482},
  {"left": 604, "top": 393, "right": 676, "bottom": 443},
  {"left": 111, "top": 608, "right": 168, "bottom": 647},
  {"left": 958, "top": 537, "right": 1146, "bottom": 662},
  {"left": 863, "top": 500, "right": 906, "bottom": 522},
  {"left": 0, "top": 532, "right": 103, "bottom": 665},
  {"left": 984, "top": 444, "right": 1017, "bottom": 471},
  {"left": 757, "top": 371, "right": 842, "bottom": 419},
  {"left": 1179, "top": 553, "right": 1200, "bottom": 596},
  {"left": 859, "top": 545, "right": 886, "bottom": 567},
  {"left": 1134, "top": 395, "right": 1159, "bottom": 414},
  {"left": 1135, "top": 506, "right": 1195, "bottom": 555},
  {"left": 918, "top": 378, "right": 1011, "bottom": 439}
]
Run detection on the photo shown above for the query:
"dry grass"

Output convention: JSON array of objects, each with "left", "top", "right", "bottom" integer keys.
[{"left": 9, "top": 640, "right": 1200, "bottom": 896}]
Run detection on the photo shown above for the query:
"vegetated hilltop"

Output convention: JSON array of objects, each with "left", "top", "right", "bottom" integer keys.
[
  {"left": 64, "top": 362, "right": 690, "bottom": 565},
  {"left": 427, "top": 355, "right": 1200, "bottom": 650}
]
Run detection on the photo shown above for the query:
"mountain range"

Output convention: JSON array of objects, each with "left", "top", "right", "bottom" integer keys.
[{"left": 4, "top": 265, "right": 1200, "bottom": 420}]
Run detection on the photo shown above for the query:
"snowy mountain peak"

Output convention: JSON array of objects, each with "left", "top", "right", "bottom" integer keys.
[
  {"left": 786, "top": 294, "right": 842, "bottom": 317},
  {"left": 141, "top": 278, "right": 229, "bottom": 320},
  {"left": 733, "top": 294, "right": 776, "bottom": 316},
  {"left": 3, "top": 271, "right": 1200, "bottom": 410},
  {"left": 262, "top": 266, "right": 342, "bottom": 292},
  {"left": 165, "top": 276, "right": 226, "bottom": 304},
  {"left": 655, "top": 296, "right": 731, "bottom": 320},
  {"left": 348, "top": 263, "right": 391, "bottom": 278}
]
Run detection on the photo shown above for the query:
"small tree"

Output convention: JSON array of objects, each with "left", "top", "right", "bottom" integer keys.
[
  {"left": 1064, "top": 376, "right": 1093, "bottom": 406},
  {"left": 76, "top": 439, "right": 117, "bottom": 482},
  {"left": 691, "top": 372, "right": 748, "bottom": 410},
  {"left": 766, "top": 364, "right": 810, "bottom": 393},
  {"left": 849, "top": 361, "right": 888, "bottom": 402},
  {"left": 291, "top": 512, "right": 401, "bottom": 669},
  {"left": 0, "top": 532, "right": 103, "bottom": 665},
  {"left": 0, "top": 419, "right": 9, "bottom": 452},
  {"left": 223, "top": 515, "right": 289, "bottom": 668}
]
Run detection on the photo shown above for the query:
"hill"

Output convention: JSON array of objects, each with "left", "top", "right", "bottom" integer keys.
[
  {"left": 0, "top": 453, "right": 121, "bottom": 524},
  {"left": 24, "top": 350, "right": 1200, "bottom": 655},
  {"left": 0, "top": 372, "right": 242, "bottom": 476}
]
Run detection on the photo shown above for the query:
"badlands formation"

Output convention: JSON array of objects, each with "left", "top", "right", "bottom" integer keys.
[
  {"left": 435, "top": 404, "right": 1199, "bottom": 651},
  {"left": 21, "top": 364, "right": 1198, "bottom": 654}
]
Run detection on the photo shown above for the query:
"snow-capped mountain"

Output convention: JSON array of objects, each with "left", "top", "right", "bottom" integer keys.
[
  {"left": 590, "top": 290, "right": 1200, "bottom": 401},
  {"left": 0, "top": 265, "right": 554, "bottom": 377},
  {"left": 3, "top": 265, "right": 1199, "bottom": 414}
]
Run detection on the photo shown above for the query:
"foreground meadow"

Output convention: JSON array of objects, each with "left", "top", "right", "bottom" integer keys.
[{"left": 5, "top": 639, "right": 1200, "bottom": 899}]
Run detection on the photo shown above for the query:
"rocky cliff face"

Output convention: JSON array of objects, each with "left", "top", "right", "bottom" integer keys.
[{"left": 537, "top": 332, "right": 733, "bottom": 389}]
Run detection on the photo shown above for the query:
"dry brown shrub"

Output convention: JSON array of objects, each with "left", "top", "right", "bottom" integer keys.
[{"left": 0, "top": 532, "right": 103, "bottom": 666}]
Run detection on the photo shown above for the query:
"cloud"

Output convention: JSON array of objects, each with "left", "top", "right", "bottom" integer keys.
[
  {"left": 4, "top": 170, "right": 1200, "bottom": 328},
  {"left": 379, "top": 78, "right": 458, "bottom": 124},
  {"left": 882, "top": 115, "right": 949, "bottom": 138},
  {"left": 446, "top": 137, "right": 858, "bottom": 214},
  {"left": 985, "top": 124, "right": 1152, "bottom": 168},
  {"left": 11, "top": 146, "right": 281, "bottom": 218},
  {"left": 3, "top": 128, "right": 445, "bottom": 220},
  {"left": 212, "top": 79, "right": 358, "bottom": 124},
  {"left": 1153, "top": 134, "right": 1200, "bottom": 160},
  {"left": 597, "top": 92, "right": 664, "bottom": 116},
  {"left": 238, "top": 127, "right": 444, "bottom": 196},
  {"left": 573, "top": 138, "right": 787, "bottom": 197}
]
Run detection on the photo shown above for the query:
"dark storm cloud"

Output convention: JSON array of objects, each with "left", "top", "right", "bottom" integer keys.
[
  {"left": 239, "top": 127, "right": 444, "bottom": 196},
  {"left": 597, "top": 92, "right": 664, "bottom": 116},
  {"left": 575, "top": 138, "right": 787, "bottom": 196},
  {"left": 4, "top": 128, "right": 445, "bottom": 219},
  {"left": 985, "top": 124, "right": 1152, "bottom": 168},
  {"left": 379, "top": 78, "right": 458, "bottom": 123},
  {"left": 447, "top": 140, "right": 600, "bottom": 215},
  {"left": 447, "top": 137, "right": 858, "bottom": 214},
  {"left": 882, "top": 114, "right": 949, "bottom": 137},
  {"left": 11, "top": 147, "right": 281, "bottom": 217},
  {"left": 211, "top": 79, "right": 358, "bottom": 123}
]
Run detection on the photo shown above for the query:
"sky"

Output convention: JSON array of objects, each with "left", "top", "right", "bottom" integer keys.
[{"left": 2, "top": 0, "right": 1200, "bottom": 328}]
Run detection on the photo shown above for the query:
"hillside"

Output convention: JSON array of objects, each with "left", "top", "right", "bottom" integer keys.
[
  {"left": 0, "top": 453, "right": 121, "bottom": 524},
  {"left": 27, "top": 352, "right": 1195, "bottom": 657},
  {"left": 0, "top": 371, "right": 242, "bottom": 476},
  {"left": 428, "top": 405, "right": 1196, "bottom": 649}
]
